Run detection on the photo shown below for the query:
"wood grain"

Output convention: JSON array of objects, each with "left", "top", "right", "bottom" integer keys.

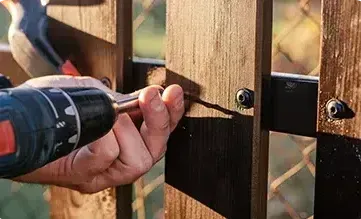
[
  {"left": 44, "top": 0, "right": 133, "bottom": 218},
  {"left": 0, "top": 46, "right": 29, "bottom": 86},
  {"left": 46, "top": 0, "right": 133, "bottom": 92},
  {"left": 165, "top": 0, "right": 272, "bottom": 218},
  {"left": 165, "top": 184, "right": 224, "bottom": 219},
  {"left": 315, "top": 1, "right": 361, "bottom": 218},
  {"left": 48, "top": 187, "right": 116, "bottom": 219}
]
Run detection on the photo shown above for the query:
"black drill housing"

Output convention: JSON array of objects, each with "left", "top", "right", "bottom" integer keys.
[{"left": 0, "top": 87, "right": 116, "bottom": 178}]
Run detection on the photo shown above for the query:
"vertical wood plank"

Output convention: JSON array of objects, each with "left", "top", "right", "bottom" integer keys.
[
  {"left": 164, "top": 0, "right": 272, "bottom": 218},
  {"left": 315, "top": 1, "right": 361, "bottom": 218},
  {"left": 45, "top": 0, "right": 133, "bottom": 218}
]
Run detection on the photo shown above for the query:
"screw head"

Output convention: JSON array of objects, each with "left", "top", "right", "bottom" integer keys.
[
  {"left": 326, "top": 99, "right": 345, "bottom": 119},
  {"left": 236, "top": 88, "right": 254, "bottom": 109}
]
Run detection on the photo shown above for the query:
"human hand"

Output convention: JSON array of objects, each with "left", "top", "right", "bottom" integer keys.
[{"left": 12, "top": 75, "right": 185, "bottom": 193}]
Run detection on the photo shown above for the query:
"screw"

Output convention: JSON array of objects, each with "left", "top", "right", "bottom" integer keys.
[
  {"left": 326, "top": 99, "right": 345, "bottom": 119},
  {"left": 236, "top": 88, "right": 254, "bottom": 109},
  {"left": 100, "top": 77, "right": 112, "bottom": 88}
]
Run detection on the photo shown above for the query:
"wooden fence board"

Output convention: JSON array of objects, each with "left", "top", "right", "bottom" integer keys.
[
  {"left": 45, "top": 0, "right": 133, "bottom": 218},
  {"left": 0, "top": 46, "right": 29, "bottom": 85},
  {"left": 164, "top": 0, "right": 272, "bottom": 218},
  {"left": 315, "top": 1, "right": 361, "bottom": 218}
]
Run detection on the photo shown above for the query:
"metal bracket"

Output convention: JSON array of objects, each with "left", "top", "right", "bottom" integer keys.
[{"left": 270, "top": 72, "right": 318, "bottom": 137}]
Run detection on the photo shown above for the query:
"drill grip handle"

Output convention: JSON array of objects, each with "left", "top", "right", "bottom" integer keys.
[{"left": 0, "top": 87, "right": 116, "bottom": 178}]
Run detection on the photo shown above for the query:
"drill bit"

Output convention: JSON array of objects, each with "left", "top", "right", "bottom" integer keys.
[
  {"left": 116, "top": 93, "right": 140, "bottom": 114},
  {"left": 114, "top": 88, "right": 164, "bottom": 114}
]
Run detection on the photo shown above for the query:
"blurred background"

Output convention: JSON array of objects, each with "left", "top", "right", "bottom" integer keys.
[{"left": 0, "top": 0, "right": 321, "bottom": 218}]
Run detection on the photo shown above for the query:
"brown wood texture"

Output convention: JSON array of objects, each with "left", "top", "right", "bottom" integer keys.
[
  {"left": 43, "top": 0, "right": 133, "bottom": 218},
  {"left": 315, "top": 1, "right": 361, "bottom": 218},
  {"left": 164, "top": 1, "right": 272, "bottom": 218},
  {"left": 0, "top": 46, "right": 29, "bottom": 86},
  {"left": 47, "top": 187, "right": 117, "bottom": 218}
]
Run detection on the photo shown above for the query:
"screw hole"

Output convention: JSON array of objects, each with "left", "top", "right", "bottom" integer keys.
[
  {"left": 238, "top": 94, "right": 245, "bottom": 103},
  {"left": 330, "top": 106, "right": 337, "bottom": 114}
]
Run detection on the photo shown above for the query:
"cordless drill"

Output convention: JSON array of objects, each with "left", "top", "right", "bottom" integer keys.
[{"left": 0, "top": 79, "right": 141, "bottom": 178}]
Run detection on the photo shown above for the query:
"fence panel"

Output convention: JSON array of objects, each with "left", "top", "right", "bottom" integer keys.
[
  {"left": 0, "top": 0, "right": 333, "bottom": 219},
  {"left": 315, "top": 1, "right": 361, "bottom": 218},
  {"left": 164, "top": 0, "right": 272, "bottom": 218}
]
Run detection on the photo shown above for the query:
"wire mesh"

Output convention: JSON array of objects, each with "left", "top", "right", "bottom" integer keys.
[{"left": 132, "top": 0, "right": 321, "bottom": 219}]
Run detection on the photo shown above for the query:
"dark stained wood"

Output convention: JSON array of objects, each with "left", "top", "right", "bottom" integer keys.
[
  {"left": 164, "top": 0, "right": 272, "bottom": 218},
  {"left": 315, "top": 1, "right": 361, "bottom": 218},
  {"left": 114, "top": 1, "right": 133, "bottom": 218},
  {"left": 115, "top": 185, "right": 132, "bottom": 219},
  {"left": 43, "top": 0, "right": 133, "bottom": 218},
  {"left": 115, "top": 0, "right": 133, "bottom": 94}
]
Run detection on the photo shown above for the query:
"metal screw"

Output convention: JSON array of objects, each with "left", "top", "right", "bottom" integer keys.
[
  {"left": 236, "top": 88, "right": 254, "bottom": 109},
  {"left": 100, "top": 77, "right": 112, "bottom": 88},
  {"left": 326, "top": 99, "right": 345, "bottom": 119}
]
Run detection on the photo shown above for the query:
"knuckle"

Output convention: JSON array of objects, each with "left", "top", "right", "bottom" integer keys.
[
  {"left": 160, "top": 119, "right": 171, "bottom": 130},
  {"left": 131, "top": 156, "right": 153, "bottom": 177},
  {"left": 155, "top": 119, "right": 171, "bottom": 133}
]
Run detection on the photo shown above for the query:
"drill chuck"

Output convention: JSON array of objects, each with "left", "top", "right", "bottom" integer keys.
[{"left": 0, "top": 87, "right": 116, "bottom": 178}]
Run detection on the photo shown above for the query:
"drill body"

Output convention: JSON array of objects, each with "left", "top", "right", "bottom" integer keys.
[{"left": 0, "top": 86, "right": 116, "bottom": 178}]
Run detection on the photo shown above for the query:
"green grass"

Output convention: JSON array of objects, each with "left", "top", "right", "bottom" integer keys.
[{"left": 134, "top": 29, "right": 165, "bottom": 59}]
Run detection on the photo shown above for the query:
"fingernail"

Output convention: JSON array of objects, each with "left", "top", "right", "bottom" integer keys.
[
  {"left": 150, "top": 90, "right": 164, "bottom": 112},
  {"left": 174, "top": 94, "right": 184, "bottom": 110}
]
